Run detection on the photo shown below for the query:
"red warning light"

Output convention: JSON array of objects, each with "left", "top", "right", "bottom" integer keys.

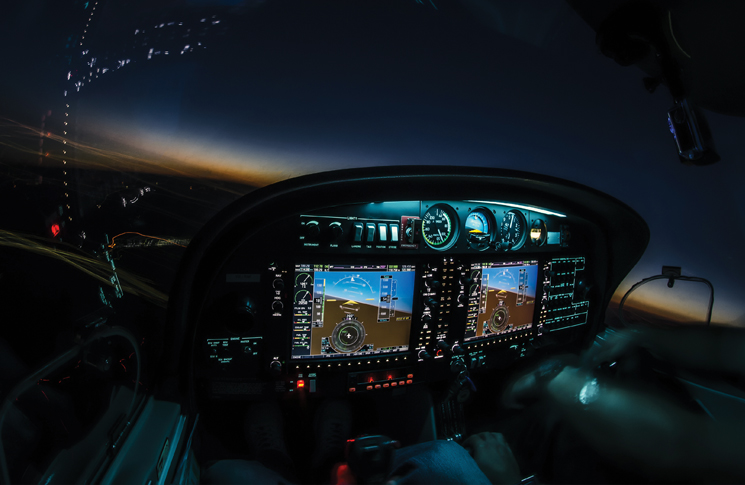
[
  {"left": 387, "top": 375, "right": 392, "bottom": 380},
  {"left": 297, "top": 380, "right": 305, "bottom": 389},
  {"left": 368, "top": 377, "right": 374, "bottom": 383},
  {"left": 51, "top": 223, "right": 60, "bottom": 237}
]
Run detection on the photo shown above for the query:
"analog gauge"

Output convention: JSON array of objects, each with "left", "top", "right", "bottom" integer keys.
[
  {"left": 422, "top": 204, "right": 459, "bottom": 250},
  {"left": 500, "top": 210, "right": 528, "bottom": 251},
  {"left": 530, "top": 219, "right": 548, "bottom": 246},
  {"left": 465, "top": 208, "right": 495, "bottom": 251}
]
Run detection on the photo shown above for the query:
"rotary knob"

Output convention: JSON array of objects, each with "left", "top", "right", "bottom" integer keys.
[
  {"left": 305, "top": 221, "right": 321, "bottom": 238},
  {"left": 424, "top": 297, "right": 439, "bottom": 311},
  {"left": 424, "top": 277, "right": 441, "bottom": 290},
  {"left": 418, "top": 349, "right": 432, "bottom": 360},
  {"left": 328, "top": 222, "right": 343, "bottom": 240}
]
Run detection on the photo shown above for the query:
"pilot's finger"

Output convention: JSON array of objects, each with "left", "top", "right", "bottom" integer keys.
[
  {"left": 462, "top": 432, "right": 490, "bottom": 454},
  {"left": 462, "top": 434, "right": 481, "bottom": 450}
]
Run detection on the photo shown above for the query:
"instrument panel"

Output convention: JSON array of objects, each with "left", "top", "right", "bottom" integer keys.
[
  {"left": 196, "top": 197, "right": 594, "bottom": 399},
  {"left": 298, "top": 200, "right": 569, "bottom": 254}
]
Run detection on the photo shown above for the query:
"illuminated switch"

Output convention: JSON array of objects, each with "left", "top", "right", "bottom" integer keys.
[
  {"left": 390, "top": 224, "right": 399, "bottom": 242},
  {"left": 407, "top": 374, "right": 414, "bottom": 379},
  {"left": 366, "top": 385, "right": 373, "bottom": 391},
  {"left": 399, "top": 381, "right": 406, "bottom": 386},
  {"left": 349, "top": 387, "right": 356, "bottom": 393},
  {"left": 390, "top": 382, "right": 397, "bottom": 387},
  {"left": 383, "top": 383, "right": 390, "bottom": 388},
  {"left": 297, "top": 380, "right": 305, "bottom": 389},
  {"left": 310, "top": 380, "right": 317, "bottom": 393},
  {"left": 353, "top": 223, "right": 364, "bottom": 243},
  {"left": 374, "top": 384, "right": 381, "bottom": 389},
  {"left": 378, "top": 224, "right": 387, "bottom": 242},
  {"left": 365, "top": 223, "right": 376, "bottom": 242},
  {"left": 406, "top": 379, "right": 413, "bottom": 384}
]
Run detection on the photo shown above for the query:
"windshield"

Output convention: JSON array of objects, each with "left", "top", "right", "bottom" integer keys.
[{"left": 2, "top": 0, "right": 744, "bottom": 392}]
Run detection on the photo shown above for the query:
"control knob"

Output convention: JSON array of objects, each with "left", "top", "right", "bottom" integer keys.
[
  {"left": 328, "top": 222, "right": 344, "bottom": 240},
  {"left": 424, "top": 276, "right": 441, "bottom": 290},
  {"left": 418, "top": 349, "right": 433, "bottom": 360},
  {"left": 269, "top": 360, "right": 282, "bottom": 376},
  {"left": 305, "top": 221, "right": 321, "bottom": 238},
  {"left": 424, "top": 297, "right": 439, "bottom": 311}
]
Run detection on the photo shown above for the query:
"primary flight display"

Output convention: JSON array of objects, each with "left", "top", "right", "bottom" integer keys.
[{"left": 291, "top": 264, "right": 416, "bottom": 359}]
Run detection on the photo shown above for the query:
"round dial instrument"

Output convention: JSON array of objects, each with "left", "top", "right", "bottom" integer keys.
[
  {"left": 530, "top": 219, "right": 548, "bottom": 246},
  {"left": 422, "top": 204, "right": 459, "bottom": 250},
  {"left": 500, "top": 210, "right": 528, "bottom": 251},
  {"left": 465, "top": 208, "right": 495, "bottom": 251}
]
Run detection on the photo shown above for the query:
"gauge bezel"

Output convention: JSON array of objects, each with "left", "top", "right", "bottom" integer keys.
[
  {"left": 500, "top": 209, "right": 528, "bottom": 251},
  {"left": 421, "top": 203, "right": 459, "bottom": 251},
  {"left": 530, "top": 219, "right": 548, "bottom": 246},
  {"left": 465, "top": 207, "right": 496, "bottom": 251}
]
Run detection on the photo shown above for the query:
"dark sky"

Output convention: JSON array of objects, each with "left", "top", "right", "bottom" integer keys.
[{"left": 2, "top": 0, "right": 745, "bottom": 324}]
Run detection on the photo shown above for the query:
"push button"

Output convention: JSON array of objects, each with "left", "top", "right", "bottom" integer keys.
[
  {"left": 378, "top": 224, "right": 387, "bottom": 242},
  {"left": 353, "top": 223, "right": 364, "bottom": 243},
  {"left": 365, "top": 223, "right": 376, "bottom": 242},
  {"left": 390, "top": 224, "right": 399, "bottom": 242}
]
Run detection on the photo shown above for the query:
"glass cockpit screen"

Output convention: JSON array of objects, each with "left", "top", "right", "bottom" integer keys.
[
  {"left": 291, "top": 264, "right": 416, "bottom": 359},
  {"left": 465, "top": 260, "right": 538, "bottom": 341}
]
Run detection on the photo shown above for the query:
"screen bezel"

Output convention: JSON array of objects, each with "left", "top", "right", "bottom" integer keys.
[
  {"left": 462, "top": 259, "right": 539, "bottom": 343},
  {"left": 289, "top": 262, "right": 418, "bottom": 360}
]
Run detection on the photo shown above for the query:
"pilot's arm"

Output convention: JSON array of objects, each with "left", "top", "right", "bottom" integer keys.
[
  {"left": 546, "top": 365, "right": 745, "bottom": 483},
  {"left": 587, "top": 325, "right": 745, "bottom": 376}
]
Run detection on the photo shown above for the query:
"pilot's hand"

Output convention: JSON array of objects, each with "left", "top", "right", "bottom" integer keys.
[
  {"left": 582, "top": 328, "right": 642, "bottom": 368},
  {"left": 462, "top": 432, "right": 521, "bottom": 485}
]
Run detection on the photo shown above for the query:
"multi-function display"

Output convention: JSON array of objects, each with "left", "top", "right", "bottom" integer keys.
[
  {"left": 464, "top": 260, "right": 538, "bottom": 341},
  {"left": 291, "top": 264, "right": 416, "bottom": 359}
]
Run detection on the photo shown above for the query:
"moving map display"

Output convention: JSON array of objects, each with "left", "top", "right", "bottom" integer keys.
[
  {"left": 465, "top": 260, "right": 538, "bottom": 341},
  {"left": 291, "top": 264, "right": 415, "bottom": 359}
]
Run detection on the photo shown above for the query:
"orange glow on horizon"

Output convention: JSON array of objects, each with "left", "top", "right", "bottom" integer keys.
[{"left": 0, "top": 117, "right": 299, "bottom": 189}]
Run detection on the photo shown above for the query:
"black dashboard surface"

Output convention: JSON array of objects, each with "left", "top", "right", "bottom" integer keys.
[{"left": 163, "top": 166, "right": 649, "bottom": 402}]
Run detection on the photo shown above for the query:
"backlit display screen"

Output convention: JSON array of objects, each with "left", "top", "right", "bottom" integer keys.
[
  {"left": 291, "top": 264, "right": 416, "bottom": 359},
  {"left": 464, "top": 260, "right": 538, "bottom": 341}
]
